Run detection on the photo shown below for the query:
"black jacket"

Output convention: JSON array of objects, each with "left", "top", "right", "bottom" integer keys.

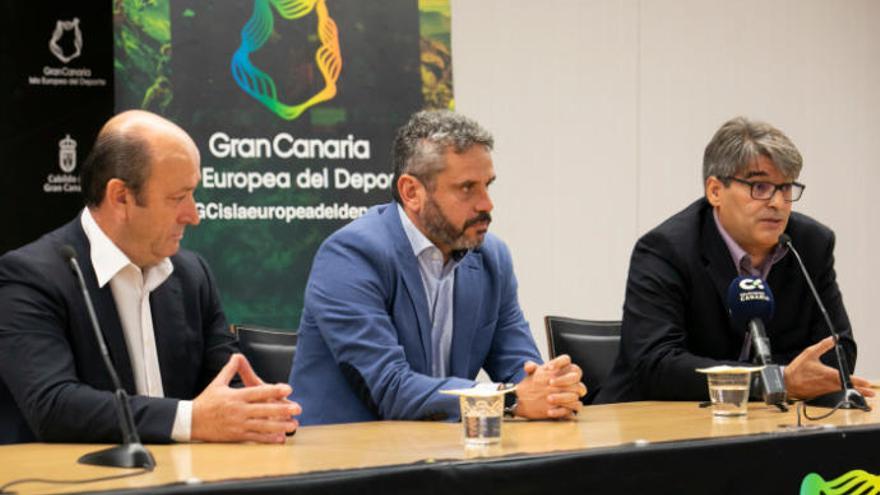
[
  {"left": 596, "top": 198, "right": 856, "bottom": 403},
  {"left": 0, "top": 216, "right": 237, "bottom": 443}
]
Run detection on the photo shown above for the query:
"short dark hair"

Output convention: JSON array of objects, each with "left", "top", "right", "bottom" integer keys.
[
  {"left": 81, "top": 131, "right": 152, "bottom": 206},
  {"left": 391, "top": 110, "right": 494, "bottom": 203}
]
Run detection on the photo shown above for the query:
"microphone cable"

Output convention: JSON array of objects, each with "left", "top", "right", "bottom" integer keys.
[
  {"left": 795, "top": 399, "right": 846, "bottom": 426},
  {"left": 0, "top": 467, "right": 152, "bottom": 494}
]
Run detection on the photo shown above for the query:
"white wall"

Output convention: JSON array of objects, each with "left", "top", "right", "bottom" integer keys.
[{"left": 451, "top": 0, "right": 880, "bottom": 378}]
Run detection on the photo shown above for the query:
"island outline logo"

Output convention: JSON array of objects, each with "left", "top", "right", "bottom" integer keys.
[
  {"left": 231, "top": 0, "right": 342, "bottom": 121},
  {"left": 49, "top": 18, "right": 83, "bottom": 64}
]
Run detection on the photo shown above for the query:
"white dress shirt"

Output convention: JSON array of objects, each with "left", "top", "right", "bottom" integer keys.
[{"left": 80, "top": 208, "right": 192, "bottom": 441}]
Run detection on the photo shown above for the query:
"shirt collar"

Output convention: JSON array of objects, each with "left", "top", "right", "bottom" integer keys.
[
  {"left": 80, "top": 208, "right": 173, "bottom": 288},
  {"left": 712, "top": 208, "right": 787, "bottom": 277}
]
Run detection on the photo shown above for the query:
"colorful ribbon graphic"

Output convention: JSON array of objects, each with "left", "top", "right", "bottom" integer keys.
[
  {"left": 231, "top": 0, "right": 342, "bottom": 120},
  {"left": 801, "top": 470, "right": 880, "bottom": 495}
]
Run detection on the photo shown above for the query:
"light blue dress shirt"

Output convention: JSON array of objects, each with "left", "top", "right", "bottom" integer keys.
[{"left": 397, "top": 204, "right": 465, "bottom": 377}]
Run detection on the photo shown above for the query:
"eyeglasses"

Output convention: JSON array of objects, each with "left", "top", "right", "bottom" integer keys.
[{"left": 722, "top": 176, "right": 806, "bottom": 202}]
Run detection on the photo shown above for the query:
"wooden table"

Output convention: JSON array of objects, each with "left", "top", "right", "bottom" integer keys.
[{"left": 2, "top": 399, "right": 879, "bottom": 494}]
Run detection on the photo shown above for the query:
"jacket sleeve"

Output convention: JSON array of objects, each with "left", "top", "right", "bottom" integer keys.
[
  {"left": 304, "top": 234, "right": 474, "bottom": 421},
  {"left": 620, "top": 234, "right": 741, "bottom": 400},
  {"left": 0, "top": 252, "right": 178, "bottom": 443}
]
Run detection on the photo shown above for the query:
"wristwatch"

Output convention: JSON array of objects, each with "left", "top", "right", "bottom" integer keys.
[{"left": 498, "top": 383, "right": 518, "bottom": 418}]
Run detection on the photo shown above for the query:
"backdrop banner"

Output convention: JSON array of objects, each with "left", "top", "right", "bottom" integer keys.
[
  {"left": 114, "top": 0, "right": 453, "bottom": 328},
  {"left": 0, "top": 1, "right": 113, "bottom": 254}
]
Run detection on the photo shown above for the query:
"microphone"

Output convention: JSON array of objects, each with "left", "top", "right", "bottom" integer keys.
[
  {"left": 60, "top": 245, "right": 155, "bottom": 469},
  {"left": 726, "top": 276, "right": 787, "bottom": 408},
  {"left": 778, "top": 234, "right": 870, "bottom": 411}
]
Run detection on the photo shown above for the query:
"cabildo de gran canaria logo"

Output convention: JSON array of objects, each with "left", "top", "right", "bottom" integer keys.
[
  {"left": 801, "top": 469, "right": 880, "bottom": 495},
  {"left": 231, "top": 0, "right": 342, "bottom": 120}
]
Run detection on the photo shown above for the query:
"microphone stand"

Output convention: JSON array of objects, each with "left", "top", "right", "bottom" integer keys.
[
  {"left": 781, "top": 236, "right": 870, "bottom": 411},
  {"left": 748, "top": 320, "right": 788, "bottom": 411},
  {"left": 63, "top": 246, "right": 156, "bottom": 469}
]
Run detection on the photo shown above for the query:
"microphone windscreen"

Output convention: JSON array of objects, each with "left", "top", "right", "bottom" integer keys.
[
  {"left": 726, "top": 276, "right": 775, "bottom": 328},
  {"left": 59, "top": 244, "right": 77, "bottom": 261},
  {"left": 778, "top": 233, "right": 792, "bottom": 246}
]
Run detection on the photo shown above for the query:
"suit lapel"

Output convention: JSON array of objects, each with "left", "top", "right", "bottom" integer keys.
[
  {"left": 765, "top": 222, "right": 796, "bottom": 337},
  {"left": 150, "top": 273, "right": 186, "bottom": 398},
  {"left": 699, "top": 204, "right": 740, "bottom": 338},
  {"left": 386, "top": 206, "right": 433, "bottom": 368},
  {"left": 69, "top": 221, "right": 137, "bottom": 394},
  {"left": 449, "top": 251, "right": 483, "bottom": 377}
]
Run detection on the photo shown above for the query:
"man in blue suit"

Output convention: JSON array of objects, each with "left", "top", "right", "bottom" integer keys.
[
  {"left": 0, "top": 110, "right": 300, "bottom": 444},
  {"left": 291, "top": 110, "right": 586, "bottom": 425}
]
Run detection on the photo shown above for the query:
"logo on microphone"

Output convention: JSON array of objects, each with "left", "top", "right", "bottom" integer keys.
[
  {"left": 738, "top": 278, "right": 765, "bottom": 291},
  {"left": 734, "top": 277, "right": 771, "bottom": 304},
  {"left": 728, "top": 276, "right": 774, "bottom": 327}
]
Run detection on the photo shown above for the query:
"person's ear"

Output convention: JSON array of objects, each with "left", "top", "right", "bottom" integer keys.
[
  {"left": 105, "top": 179, "right": 129, "bottom": 208},
  {"left": 705, "top": 176, "right": 725, "bottom": 207},
  {"left": 397, "top": 174, "right": 426, "bottom": 213}
]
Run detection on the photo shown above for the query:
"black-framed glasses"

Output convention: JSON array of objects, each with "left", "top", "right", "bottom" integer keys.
[{"left": 722, "top": 176, "right": 806, "bottom": 202}]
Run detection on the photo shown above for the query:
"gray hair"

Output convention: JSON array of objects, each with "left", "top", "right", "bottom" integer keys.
[
  {"left": 391, "top": 110, "right": 494, "bottom": 203},
  {"left": 702, "top": 116, "right": 802, "bottom": 183}
]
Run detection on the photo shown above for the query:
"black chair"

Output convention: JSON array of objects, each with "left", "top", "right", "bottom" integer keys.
[
  {"left": 233, "top": 325, "right": 298, "bottom": 384},
  {"left": 544, "top": 316, "right": 621, "bottom": 404}
]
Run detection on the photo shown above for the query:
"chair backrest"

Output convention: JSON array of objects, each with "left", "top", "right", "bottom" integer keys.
[
  {"left": 544, "top": 316, "right": 621, "bottom": 404},
  {"left": 233, "top": 325, "right": 298, "bottom": 384}
]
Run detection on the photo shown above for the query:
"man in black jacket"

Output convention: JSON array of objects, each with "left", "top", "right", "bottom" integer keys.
[
  {"left": 596, "top": 116, "right": 874, "bottom": 404},
  {"left": 0, "top": 110, "right": 300, "bottom": 443}
]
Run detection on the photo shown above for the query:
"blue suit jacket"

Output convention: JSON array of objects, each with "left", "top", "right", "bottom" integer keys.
[
  {"left": 0, "top": 217, "right": 237, "bottom": 444},
  {"left": 290, "top": 203, "right": 541, "bottom": 425}
]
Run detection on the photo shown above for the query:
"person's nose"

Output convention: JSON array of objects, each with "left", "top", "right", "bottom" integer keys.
[
  {"left": 767, "top": 187, "right": 786, "bottom": 209},
  {"left": 476, "top": 187, "right": 494, "bottom": 213},
  {"left": 181, "top": 195, "right": 201, "bottom": 226}
]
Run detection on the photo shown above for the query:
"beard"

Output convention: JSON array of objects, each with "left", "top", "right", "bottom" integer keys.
[{"left": 420, "top": 195, "right": 492, "bottom": 251}]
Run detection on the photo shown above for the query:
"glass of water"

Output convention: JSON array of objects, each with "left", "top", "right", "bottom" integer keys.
[
  {"left": 706, "top": 371, "right": 751, "bottom": 417},
  {"left": 441, "top": 384, "right": 513, "bottom": 446},
  {"left": 460, "top": 394, "right": 503, "bottom": 445}
]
